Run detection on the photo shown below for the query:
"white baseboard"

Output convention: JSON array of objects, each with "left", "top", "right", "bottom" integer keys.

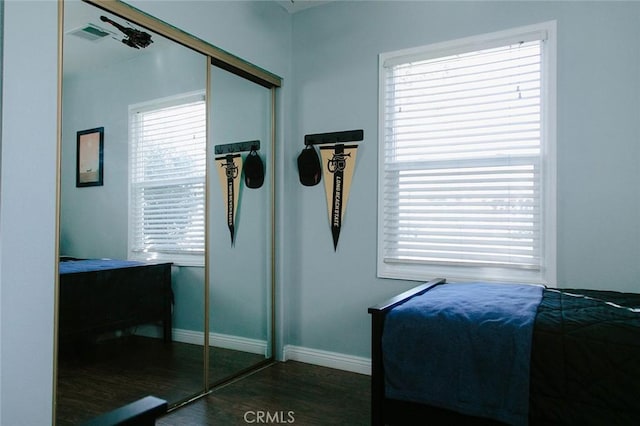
[
  {"left": 283, "top": 345, "right": 371, "bottom": 376},
  {"left": 135, "top": 325, "right": 267, "bottom": 355},
  {"left": 134, "top": 327, "right": 370, "bottom": 374},
  {"left": 210, "top": 332, "right": 267, "bottom": 356}
]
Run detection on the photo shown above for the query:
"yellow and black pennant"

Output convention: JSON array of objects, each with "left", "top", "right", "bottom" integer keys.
[
  {"left": 319, "top": 144, "right": 358, "bottom": 250},
  {"left": 215, "top": 154, "right": 243, "bottom": 245}
]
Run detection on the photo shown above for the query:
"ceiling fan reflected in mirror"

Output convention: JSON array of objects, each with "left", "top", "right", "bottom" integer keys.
[{"left": 100, "top": 15, "right": 153, "bottom": 49}]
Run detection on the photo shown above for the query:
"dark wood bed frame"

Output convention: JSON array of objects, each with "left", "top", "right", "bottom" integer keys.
[
  {"left": 368, "top": 278, "right": 444, "bottom": 426},
  {"left": 369, "top": 278, "right": 640, "bottom": 426},
  {"left": 83, "top": 396, "right": 167, "bottom": 426},
  {"left": 58, "top": 262, "right": 173, "bottom": 345},
  {"left": 368, "top": 278, "right": 504, "bottom": 426}
]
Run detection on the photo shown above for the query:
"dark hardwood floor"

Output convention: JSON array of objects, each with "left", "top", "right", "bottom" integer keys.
[
  {"left": 57, "top": 335, "right": 370, "bottom": 425},
  {"left": 56, "top": 335, "right": 267, "bottom": 425},
  {"left": 158, "top": 361, "right": 371, "bottom": 426}
]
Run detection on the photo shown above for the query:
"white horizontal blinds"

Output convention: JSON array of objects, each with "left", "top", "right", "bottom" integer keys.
[
  {"left": 382, "top": 40, "right": 542, "bottom": 270},
  {"left": 130, "top": 95, "right": 206, "bottom": 256}
]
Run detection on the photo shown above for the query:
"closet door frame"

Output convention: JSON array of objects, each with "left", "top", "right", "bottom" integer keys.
[{"left": 55, "top": 0, "right": 280, "bottom": 417}]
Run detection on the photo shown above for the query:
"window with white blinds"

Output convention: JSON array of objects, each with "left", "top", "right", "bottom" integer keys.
[
  {"left": 378, "top": 23, "right": 556, "bottom": 284},
  {"left": 129, "top": 91, "right": 206, "bottom": 266}
]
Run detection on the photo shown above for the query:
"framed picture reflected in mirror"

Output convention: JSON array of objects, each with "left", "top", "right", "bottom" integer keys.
[{"left": 76, "top": 127, "right": 104, "bottom": 187}]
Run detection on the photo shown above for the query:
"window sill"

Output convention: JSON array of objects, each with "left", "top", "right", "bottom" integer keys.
[
  {"left": 378, "top": 260, "right": 554, "bottom": 287},
  {"left": 129, "top": 253, "right": 204, "bottom": 268}
]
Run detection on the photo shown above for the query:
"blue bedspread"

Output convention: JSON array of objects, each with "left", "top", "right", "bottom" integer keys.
[
  {"left": 59, "top": 259, "right": 145, "bottom": 274},
  {"left": 382, "top": 282, "right": 543, "bottom": 425}
]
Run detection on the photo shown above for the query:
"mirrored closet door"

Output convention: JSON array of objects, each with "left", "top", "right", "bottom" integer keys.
[
  {"left": 208, "top": 65, "right": 274, "bottom": 386},
  {"left": 57, "top": 2, "right": 207, "bottom": 424},
  {"left": 56, "top": 1, "right": 279, "bottom": 424}
]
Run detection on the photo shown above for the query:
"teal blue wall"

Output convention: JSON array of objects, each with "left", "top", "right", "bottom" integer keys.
[
  {"left": 1, "top": 1, "right": 58, "bottom": 424},
  {"left": 283, "top": 1, "right": 640, "bottom": 359},
  {"left": 3, "top": 2, "right": 640, "bottom": 423}
]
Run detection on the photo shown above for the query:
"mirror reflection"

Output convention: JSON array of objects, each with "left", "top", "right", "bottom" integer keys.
[
  {"left": 57, "top": 2, "right": 206, "bottom": 423},
  {"left": 57, "top": 1, "right": 276, "bottom": 424},
  {"left": 208, "top": 65, "right": 273, "bottom": 385}
]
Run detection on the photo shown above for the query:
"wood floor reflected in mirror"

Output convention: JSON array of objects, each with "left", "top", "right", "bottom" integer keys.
[{"left": 56, "top": 335, "right": 266, "bottom": 425}]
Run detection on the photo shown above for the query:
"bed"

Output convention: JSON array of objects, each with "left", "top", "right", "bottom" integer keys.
[
  {"left": 368, "top": 278, "right": 640, "bottom": 425},
  {"left": 58, "top": 258, "right": 173, "bottom": 345}
]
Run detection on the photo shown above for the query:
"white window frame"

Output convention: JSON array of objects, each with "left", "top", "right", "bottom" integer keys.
[
  {"left": 377, "top": 22, "right": 557, "bottom": 286},
  {"left": 128, "top": 91, "right": 206, "bottom": 267}
]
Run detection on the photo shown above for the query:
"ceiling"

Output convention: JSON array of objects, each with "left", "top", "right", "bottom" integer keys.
[
  {"left": 275, "top": 0, "right": 335, "bottom": 14},
  {"left": 63, "top": 1, "right": 173, "bottom": 77},
  {"left": 63, "top": 1, "right": 336, "bottom": 77}
]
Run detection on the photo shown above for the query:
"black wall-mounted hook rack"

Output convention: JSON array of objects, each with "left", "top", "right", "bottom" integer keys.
[
  {"left": 214, "top": 140, "right": 260, "bottom": 155},
  {"left": 304, "top": 129, "right": 364, "bottom": 146}
]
